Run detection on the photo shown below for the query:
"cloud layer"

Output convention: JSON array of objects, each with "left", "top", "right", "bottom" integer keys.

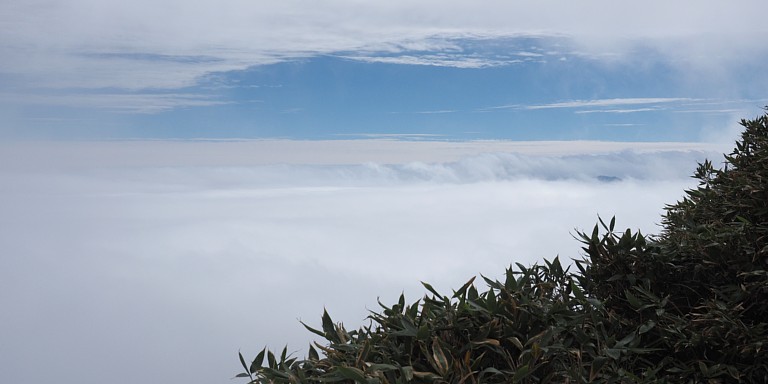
[{"left": 0, "top": 140, "right": 724, "bottom": 384}]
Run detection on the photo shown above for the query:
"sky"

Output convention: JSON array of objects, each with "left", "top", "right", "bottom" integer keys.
[
  {"left": 2, "top": 0, "right": 768, "bottom": 140},
  {"left": 1, "top": 1, "right": 767, "bottom": 384}
]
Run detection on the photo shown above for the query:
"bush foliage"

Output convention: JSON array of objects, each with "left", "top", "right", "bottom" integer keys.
[{"left": 237, "top": 111, "right": 768, "bottom": 383}]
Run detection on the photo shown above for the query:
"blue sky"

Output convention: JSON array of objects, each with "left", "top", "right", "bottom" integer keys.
[{"left": 2, "top": 1, "right": 768, "bottom": 141}]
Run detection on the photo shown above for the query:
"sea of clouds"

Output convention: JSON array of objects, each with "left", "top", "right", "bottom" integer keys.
[{"left": 0, "top": 140, "right": 729, "bottom": 384}]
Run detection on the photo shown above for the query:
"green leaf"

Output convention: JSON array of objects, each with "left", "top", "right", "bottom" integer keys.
[
  {"left": 412, "top": 371, "right": 442, "bottom": 380},
  {"left": 480, "top": 367, "right": 503, "bottom": 376},
  {"left": 606, "top": 274, "right": 625, "bottom": 282},
  {"left": 590, "top": 357, "right": 609, "bottom": 381},
  {"left": 508, "top": 336, "right": 524, "bottom": 351},
  {"left": 416, "top": 324, "right": 430, "bottom": 341},
  {"left": 571, "top": 281, "right": 585, "bottom": 301},
  {"left": 638, "top": 320, "right": 656, "bottom": 335},
  {"left": 335, "top": 366, "right": 367, "bottom": 383},
  {"left": 397, "top": 317, "right": 418, "bottom": 337},
  {"left": 599, "top": 216, "right": 609, "bottom": 231},
  {"left": 452, "top": 276, "right": 477, "bottom": 299},
  {"left": 308, "top": 345, "right": 319, "bottom": 361},
  {"left": 321, "top": 309, "right": 341, "bottom": 343},
  {"left": 615, "top": 332, "right": 636, "bottom": 348},
  {"left": 368, "top": 363, "right": 398, "bottom": 372},
  {"left": 587, "top": 297, "right": 603, "bottom": 309},
  {"left": 605, "top": 348, "right": 621, "bottom": 360},
  {"left": 421, "top": 281, "right": 443, "bottom": 299},
  {"left": 625, "top": 290, "right": 642, "bottom": 309},
  {"left": 431, "top": 338, "right": 451, "bottom": 376},
  {"left": 250, "top": 347, "right": 266, "bottom": 373},
  {"left": 262, "top": 367, "right": 290, "bottom": 380},
  {"left": 301, "top": 321, "right": 326, "bottom": 339},
  {"left": 486, "top": 286, "right": 498, "bottom": 312},
  {"left": 698, "top": 361, "right": 709, "bottom": 376},
  {"left": 238, "top": 351, "right": 249, "bottom": 374},
  {"left": 512, "top": 364, "right": 530, "bottom": 382},
  {"left": 735, "top": 215, "right": 751, "bottom": 224},
  {"left": 400, "top": 366, "right": 414, "bottom": 381},
  {"left": 322, "top": 309, "right": 334, "bottom": 333}
]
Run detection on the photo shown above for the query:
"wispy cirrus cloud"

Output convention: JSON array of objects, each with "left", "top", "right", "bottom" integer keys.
[
  {"left": 415, "top": 110, "right": 457, "bottom": 114},
  {"left": 333, "top": 133, "right": 445, "bottom": 140},
  {"left": 575, "top": 108, "right": 661, "bottom": 114},
  {"left": 0, "top": 92, "right": 229, "bottom": 114},
  {"left": 338, "top": 54, "right": 516, "bottom": 68},
  {"left": 492, "top": 98, "right": 696, "bottom": 111}
]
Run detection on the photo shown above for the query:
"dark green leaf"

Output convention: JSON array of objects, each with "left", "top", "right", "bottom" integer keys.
[
  {"left": 605, "top": 348, "right": 621, "bottom": 360},
  {"left": 638, "top": 320, "right": 655, "bottom": 335},
  {"left": 335, "top": 366, "right": 367, "bottom": 383},
  {"left": 590, "top": 357, "right": 609, "bottom": 381},
  {"left": 250, "top": 347, "right": 266, "bottom": 373},
  {"left": 512, "top": 364, "right": 530, "bottom": 382},
  {"left": 421, "top": 281, "right": 443, "bottom": 299},
  {"left": 238, "top": 351, "right": 249, "bottom": 374}
]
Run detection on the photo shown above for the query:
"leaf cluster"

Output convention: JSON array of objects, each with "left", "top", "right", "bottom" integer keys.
[{"left": 237, "top": 111, "right": 768, "bottom": 383}]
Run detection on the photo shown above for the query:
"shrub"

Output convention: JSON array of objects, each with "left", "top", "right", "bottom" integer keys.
[{"left": 237, "top": 111, "right": 768, "bottom": 383}]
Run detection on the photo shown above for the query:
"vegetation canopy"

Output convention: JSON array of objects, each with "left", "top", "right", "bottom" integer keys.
[{"left": 237, "top": 111, "right": 768, "bottom": 383}]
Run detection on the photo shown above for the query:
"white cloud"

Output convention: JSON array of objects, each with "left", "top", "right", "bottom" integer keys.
[
  {"left": 2, "top": 0, "right": 766, "bottom": 96},
  {"left": 0, "top": 92, "right": 229, "bottom": 113},
  {"left": 338, "top": 54, "right": 514, "bottom": 68},
  {"left": 524, "top": 98, "right": 695, "bottom": 110},
  {"left": 0, "top": 140, "right": 724, "bottom": 384},
  {"left": 480, "top": 98, "right": 697, "bottom": 112},
  {"left": 414, "top": 110, "right": 457, "bottom": 114},
  {"left": 0, "top": 139, "right": 721, "bottom": 169},
  {"left": 575, "top": 108, "right": 660, "bottom": 114}
]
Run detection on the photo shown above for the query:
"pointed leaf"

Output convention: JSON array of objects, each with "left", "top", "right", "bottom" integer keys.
[
  {"left": 625, "top": 290, "right": 642, "bottom": 309},
  {"left": 590, "top": 357, "right": 609, "bottom": 381},
  {"left": 335, "top": 366, "right": 367, "bottom": 383},
  {"left": 299, "top": 321, "right": 325, "bottom": 338},
  {"left": 308, "top": 345, "right": 319, "bottom": 361},
  {"left": 605, "top": 348, "right": 621, "bottom": 360},
  {"left": 368, "top": 363, "right": 398, "bottom": 372},
  {"left": 400, "top": 317, "right": 418, "bottom": 337},
  {"left": 417, "top": 324, "right": 430, "bottom": 341},
  {"left": 238, "top": 351, "right": 249, "bottom": 374},
  {"left": 508, "top": 336, "right": 524, "bottom": 351},
  {"left": 615, "top": 332, "right": 636, "bottom": 348},
  {"left": 250, "top": 347, "right": 266, "bottom": 373},
  {"left": 571, "top": 281, "right": 585, "bottom": 301},
  {"left": 452, "top": 276, "right": 477, "bottom": 299},
  {"left": 421, "top": 281, "right": 444, "bottom": 299},
  {"left": 431, "top": 338, "right": 451, "bottom": 376},
  {"left": 638, "top": 320, "right": 656, "bottom": 335},
  {"left": 321, "top": 309, "right": 341, "bottom": 343},
  {"left": 512, "top": 364, "right": 530, "bottom": 382}
]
